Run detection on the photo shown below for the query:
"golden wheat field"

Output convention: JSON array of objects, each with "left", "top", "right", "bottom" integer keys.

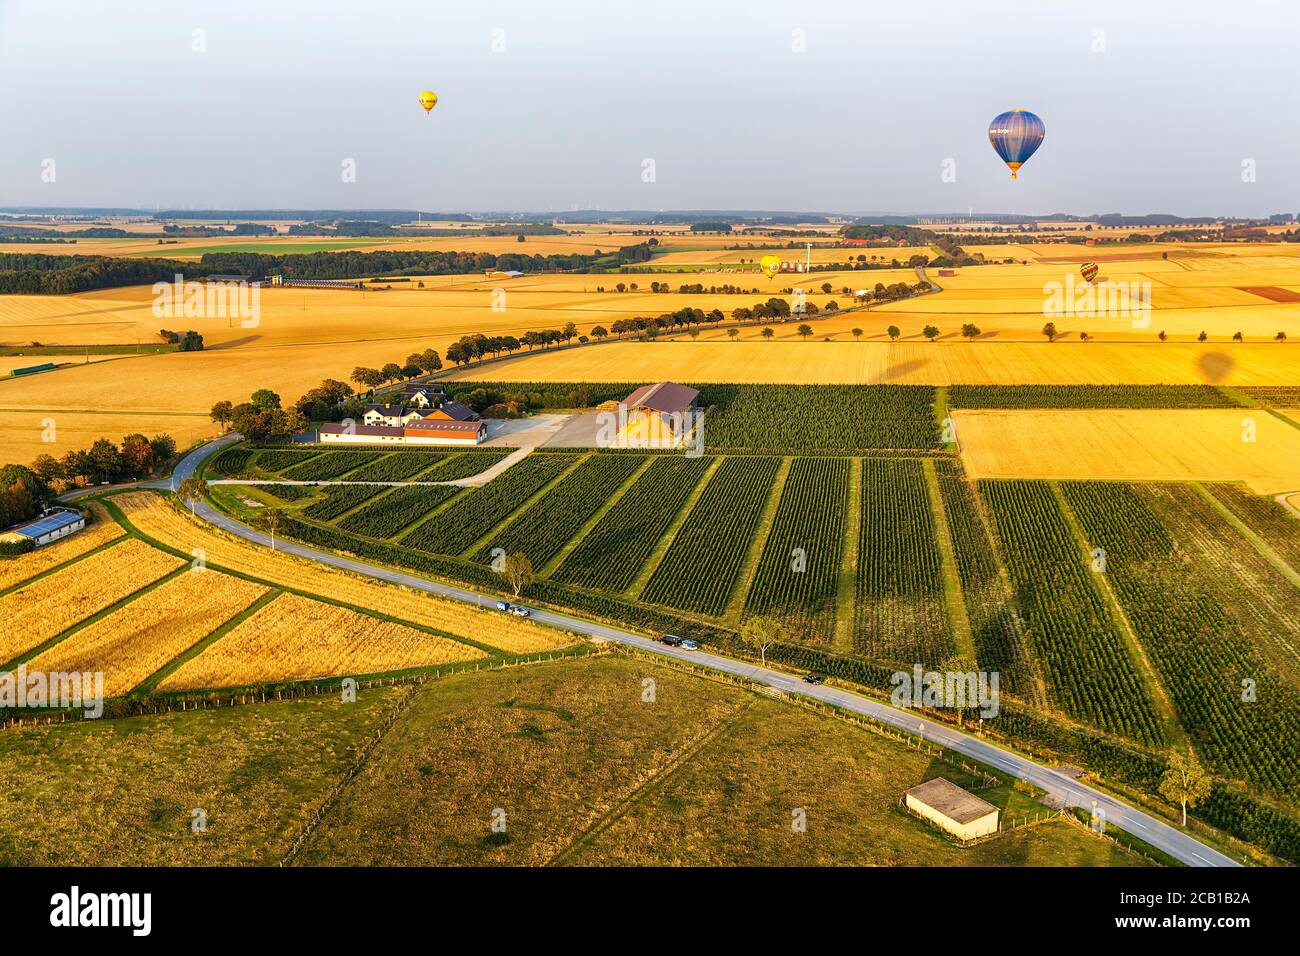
[
  {"left": 157, "top": 591, "right": 486, "bottom": 690},
  {"left": 0, "top": 408, "right": 215, "bottom": 466},
  {"left": 0, "top": 537, "right": 182, "bottom": 663},
  {"left": 954, "top": 409, "right": 1300, "bottom": 494},
  {"left": 26, "top": 569, "right": 269, "bottom": 697},
  {"left": 441, "top": 339, "right": 1300, "bottom": 386},
  {"left": 0, "top": 506, "right": 122, "bottom": 590},
  {"left": 113, "top": 492, "right": 576, "bottom": 654}
]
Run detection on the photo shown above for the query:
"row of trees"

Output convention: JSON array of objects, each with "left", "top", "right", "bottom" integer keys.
[
  {"left": 157, "top": 328, "right": 204, "bottom": 350},
  {"left": 349, "top": 348, "right": 443, "bottom": 390},
  {"left": 209, "top": 389, "right": 308, "bottom": 441},
  {"left": 29, "top": 432, "right": 177, "bottom": 491},
  {"left": 445, "top": 327, "right": 579, "bottom": 365}
]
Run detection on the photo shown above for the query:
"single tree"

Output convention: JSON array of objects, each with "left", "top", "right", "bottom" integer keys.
[
  {"left": 210, "top": 400, "right": 234, "bottom": 431},
  {"left": 497, "top": 552, "right": 535, "bottom": 598},
  {"left": 250, "top": 388, "right": 281, "bottom": 411},
  {"left": 796, "top": 324, "right": 813, "bottom": 340},
  {"left": 851, "top": 327, "right": 863, "bottom": 341},
  {"left": 1197, "top": 331, "right": 1208, "bottom": 342},
  {"left": 176, "top": 476, "right": 208, "bottom": 515},
  {"left": 1158, "top": 330, "right": 1168, "bottom": 342},
  {"left": 887, "top": 325, "right": 901, "bottom": 341},
  {"left": 727, "top": 327, "right": 739, "bottom": 341},
  {"left": 1079, "top": 331, "right": 1091, "bottom": 342},
  {"left": 258, "top": 507, "right": 285, "bottom": 552},
  {"left": 922, "top": 325, "right": 940, "bottom": 342},
  {"left": 1276, "top": 331, "right": 1289, "bottom": 342},
  {"left": 1232, "top": 331, "right": 1244, "bottom": 342},
  {"left": 961, "top": 323, "right": 981, "bottom": 341},
  {"left": 741, "top": 616, "right": 787, "bottom": 668},
  {"left": 1042, "top": 321, "right": 1058, "bottom": 342},
  {"left": 1158, "top": 748, "right": 1212, "bottom": 827},
  {"left": 761, "top": 327, "right": 775, "bottom": 341},
  {"left": 591, "top": 325, "right": 609, "bottom": 341}
]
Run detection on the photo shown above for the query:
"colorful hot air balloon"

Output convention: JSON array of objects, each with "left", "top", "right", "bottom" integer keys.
[
  {"left": 1080, "top": 262, "right": 1099, "bottom": 283},
  {"left": 418, "top": 90, "right": 438, "bottom": 113},
  {"left": 988, "top": 110, "right": 1045, "bottom": 180},
  {"left": 760, "top": 254, "right": 782, "bottom": 279}
]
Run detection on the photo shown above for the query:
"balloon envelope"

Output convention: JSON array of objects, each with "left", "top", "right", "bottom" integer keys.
[
  {"left": 1080, "top": 262, "right": 1099, "bottom": 283},
  {"left": 988, "top": 110, "right": 1044, "bottom": 179},
  {"left": 418, "top": 90, "right": 438, "bottom": 113},
  {"left": 760, "top": 254, "right": 782, "bottom": 279}
]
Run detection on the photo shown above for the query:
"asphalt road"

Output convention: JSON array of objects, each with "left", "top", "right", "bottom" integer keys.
[{"left": 146, "top": 436, "right": 1241, "bottom": 868}]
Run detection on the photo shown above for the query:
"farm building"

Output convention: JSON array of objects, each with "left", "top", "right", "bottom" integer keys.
[
  {"left": 426, "top": 401, "right": 480, "bottom": 422},
  {"left": 1, "top": 508, "right": 86, "bottom": 548},
  {"left": 394, "top": 384, "right": 445, "bottom": 408},
  {"left": 362, "top": 404, "right": 428, "bottom": 427},
  {"left": 318, "top": 419, "right": 485, "bottom": 446},
  {"left": 484, "top": 269, "right": 525, "bottom": 279},
  {"left": 904, "top": 777, "right": 999, "bottom": 842},
  {"left": 618, "top": 381, "right": 699, "bottom": 445}
]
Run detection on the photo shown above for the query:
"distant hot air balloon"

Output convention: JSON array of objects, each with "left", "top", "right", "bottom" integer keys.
[
  {"left": 418, "top": 90, "right": 439, "bottom": 114},
  {"left": 1080, "top": 262, "right": 1099, "bottom": 283},
  {"left": 760, "top": 254, "right": 782, "bottom": 279},
  {"left": 988, "top": 110, "right": 1045, "bottom": 180}
]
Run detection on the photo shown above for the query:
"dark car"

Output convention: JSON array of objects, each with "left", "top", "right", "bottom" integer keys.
[
  {"left": 659, "top": 634, "right": 684, "bottom": 647},
  {"left": 802, "top": 673, "right": 826, "bottom": 685}
]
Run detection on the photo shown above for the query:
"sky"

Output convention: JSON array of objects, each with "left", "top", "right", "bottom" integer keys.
[{"left": 1, "top": 0, "right": 1297, "bottom": 217}]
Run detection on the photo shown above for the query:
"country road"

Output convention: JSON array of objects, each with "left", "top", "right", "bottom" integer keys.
[{"left": 90, "top": 435, "right": 1243, "bottom": 869}]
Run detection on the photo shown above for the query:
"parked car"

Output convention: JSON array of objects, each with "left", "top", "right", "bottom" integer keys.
[
  {"left": 511, "top": 605, "right": 531, "bottom": 617},
  {"left": 495, "top": 601, "right": 510, "bottom": 612},
  {"left": 659, "top": 634, "right": 684, "bottom": 647},
  {"left": 679, "top": 639, "right": 699, "bottom": 651},
  {"left": 802, "top": 673, "right": 826, "bottom": 685}
]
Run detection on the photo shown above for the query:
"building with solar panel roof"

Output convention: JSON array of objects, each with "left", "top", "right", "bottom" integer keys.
[{"left": 1, "top": 508, "right": 85, "bottom": 548}]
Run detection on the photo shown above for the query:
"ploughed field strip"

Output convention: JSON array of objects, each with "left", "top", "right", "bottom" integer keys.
[
  {"left": 472, "top": 453, "right": 647, "bottom": 570},
  {"left": 640, "top": 455, "right": 782, "bottom": 616},
  {"left": 1062, "top": 481, "right": 1300, "bottom": 797},
  {"left": 553, "top": 455, "right": 715, "bottom": 592},
  {"left": 742, "top": 457, "right": 851, "bottom": 644}
]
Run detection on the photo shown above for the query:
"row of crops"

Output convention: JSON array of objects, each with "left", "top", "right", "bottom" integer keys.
[
  {"left": 339, "top": 485, "right": 463, "bottom": 538},
  {"left": 980, "top": 479, "right": 1165, "bottom": 745},
  {"left": 641, "top": 455, "right": 783, "bottom": 616},
  {"left": 343, "top": 452, "right": 446, "bottom": 482},
  {"left": 473, "top": 453, "right": 647, "bottom": 570},
  {"left": 697, "top": 384, "right": 940, "bottom": 452},
  {"left": 852, "top": 459, "right": 952, "bottom": 664},
  {"left": 553, "top": 455, "right": 715, "bottom": 592},
  {"left": 209, "top": 447, "right": 252, "bottom": 477},
  {"left": 933, "top": 459, "right": 1035, "bottom": 698},
  {"left": 1062, "top": 480, "right": 1299, "bottom": 796},
  {"left": 281, "top": 451, "right": 383, "bottom": 482},
  {"left": 742, "top": 457, "right": 851, "bottom": 644},
  {"left": 1206, "top": 482, "right": 1300, "bottom": 572},
  {"left": 947, "top": 384, "right": 1238, "bottom": 409},
  {"left": 302, "top": 484, "right": 378, "bottom": 521},
  {"left": 254, "top": 448, "right": 321, "bottom": 472},
  {"left": 401, "top": 454, "right": 579, "bottom": 556},
  {"left": 1239, "top": 386, "right": 1300, "bottom": 408}
]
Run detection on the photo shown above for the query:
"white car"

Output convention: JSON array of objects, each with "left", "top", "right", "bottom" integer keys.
[
  {"left": 511, "top": 605, "right": 531, "bottom": 618},
  {"left": 495, "top": 601, "right": 510, "bottom": 612}
]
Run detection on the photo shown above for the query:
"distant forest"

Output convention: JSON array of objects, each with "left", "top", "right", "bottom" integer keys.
[{"left": 0, "top": 242, "right": 658, "bottom": 294}]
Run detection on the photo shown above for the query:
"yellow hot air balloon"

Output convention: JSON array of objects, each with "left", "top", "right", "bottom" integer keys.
[
  {"left": 760, "top": 254, "right": 782, "bottom": 279},
  {"left": 418, "top": 90, "right": 438, "bottom": 113}
]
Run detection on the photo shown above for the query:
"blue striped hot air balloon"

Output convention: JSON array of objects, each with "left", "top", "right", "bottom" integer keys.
[{"left": 988, "top": 110, "right": 1045, "bottom": 180}]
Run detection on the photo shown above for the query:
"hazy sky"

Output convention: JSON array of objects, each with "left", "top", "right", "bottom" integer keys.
[{"left": 2, "top": 0, "right": 1297, "bottom": 216}]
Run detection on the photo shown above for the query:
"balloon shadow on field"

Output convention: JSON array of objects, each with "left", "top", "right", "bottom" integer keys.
[
  {"left": 875, "top": 359, "right": 928, "bottom": 383},
  {"left": 1197, "top": 351, "right": 1234, "bottom": 383}
]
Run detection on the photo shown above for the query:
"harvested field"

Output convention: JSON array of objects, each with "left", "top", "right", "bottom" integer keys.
[
  {"left": 157, "top": 592, "right": 486, "bottom": 690},
  {"left": 112, "top": 492, "right": 575, "bottom": 654},
  {"left": 0, "top": 538, "right": 182, "bottom": 664},
  {"left": 0, "top": 506, "right": 123, "bottom": 590},
  {"left": 26, "top": 570, "right": 268, "bottom": 697},
  {"left": 955, "top": 409, "right": 1300, "bottom": 494}
]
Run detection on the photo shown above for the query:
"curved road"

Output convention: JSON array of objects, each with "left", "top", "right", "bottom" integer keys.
[{"left": 136, "top": 436, "right": 1240, "bottom": 867}]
